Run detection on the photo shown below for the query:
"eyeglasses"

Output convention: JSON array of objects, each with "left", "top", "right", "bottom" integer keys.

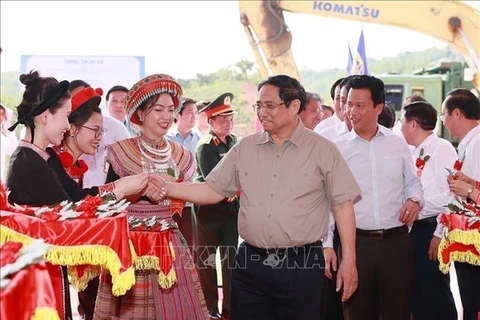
[
  {"left": 80, "top": 125, "right": 107, "bottom": 138},
  {"left": 252, "top": 101, "right": 286, "bottom": 113},
  {"left": 440, "top": 111, "right": 448, "bottom": 121}
]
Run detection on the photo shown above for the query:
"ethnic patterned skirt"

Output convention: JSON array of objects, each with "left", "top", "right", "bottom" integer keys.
[{"left": 93, "top": 203, "right": 208, "bottom": 320}]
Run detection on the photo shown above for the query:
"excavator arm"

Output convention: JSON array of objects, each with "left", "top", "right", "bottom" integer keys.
[{"left": 239, "top": 0, "right": 480, "bottom": 89}]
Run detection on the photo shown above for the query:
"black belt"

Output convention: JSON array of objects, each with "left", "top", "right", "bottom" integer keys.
[
  {"left": 413, "top": 216, "right": 437, "bottom": 227},
  {"left": 356, "top": 225, "right": 408, "bottom": 240},
  {"left": 244, "top": 241, "right": 322, "bottom": 257}
]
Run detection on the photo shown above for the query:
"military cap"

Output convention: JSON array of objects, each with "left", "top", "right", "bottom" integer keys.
[{"left": 199, "top": 93, "right": 236, "bottom": 119}]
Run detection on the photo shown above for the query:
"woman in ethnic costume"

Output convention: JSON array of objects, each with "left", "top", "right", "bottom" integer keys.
[
  {"left": 6, "top": 70, "right": 74, "bottom": 320},
  {"left": 46, "top": 86, "right": 149, "bottom": 320},
  {"left": 93, "top": 74, "right": 209, "bottom": 319}
]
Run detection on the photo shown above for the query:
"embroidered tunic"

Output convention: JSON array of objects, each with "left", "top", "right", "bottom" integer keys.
[{"left": 93, "top": 136, "right": 208, "bottom": 320}]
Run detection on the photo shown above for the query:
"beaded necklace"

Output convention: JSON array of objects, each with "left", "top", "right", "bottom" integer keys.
[{"left": 138, "top": 136, "right": 180, "bottom": 177}]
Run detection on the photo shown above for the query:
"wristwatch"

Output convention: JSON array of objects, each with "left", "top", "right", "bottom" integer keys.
[
  {"left": 409, "top": 196, "right": 420, "bottom": 205},
  {"left": 466, "top": 186, "right": 474, "bottom": 198}
]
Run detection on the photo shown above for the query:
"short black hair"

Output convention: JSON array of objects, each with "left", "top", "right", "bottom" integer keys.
[
  {"left": 258, "top": 75, "right": 307, "bottom": 113},
  {"left": 69, "top": 79, "right": 90, "bottom": 92},
  {"left": 178, "top": 98, "right": 197, "bottom": 115},
  {"left": 378, "top": 102, "right": 396, "bottom": 129},
  {"left": 106, "top": 85, "right": 129, "bottom": 101},
  {"left": 403, "top": 101, "right": 437, "bottom": 131},
  {"left": 443, "top": 88, "right": 480, "bottom": 120},
  {"left": 347, "top": 75, "right": 385, "bottom": 106},
  {"left": 330, "top": 78, "right": 344, "bottom": 100}
]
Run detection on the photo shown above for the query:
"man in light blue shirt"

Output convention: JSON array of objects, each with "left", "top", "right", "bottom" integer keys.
[
  {"left": 167, "top": 98, "right": 202, "bottom": 153},
  {"left": 335, "top": 75, "right": 423, "bottom": 320}
]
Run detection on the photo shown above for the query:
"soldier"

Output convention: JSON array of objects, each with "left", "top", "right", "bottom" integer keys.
[{"left": 193, "top": 93, "right": 239, "bottom": 319}]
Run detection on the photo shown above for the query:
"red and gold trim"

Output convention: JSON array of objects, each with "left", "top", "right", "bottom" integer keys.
[
  {"left": 204, "top": 104, "right": 234, "bottom": 119},
  {"left": 0, "top": 213, "right": 136, "bottom": 296},
  {"left": 438, "top": 213, "right": 480, "bottom": 274},
  {"left": 130, "top": 230, "right": 177, "bottom": 289},
  {"left": 98, "top": 182, "right": 115, "bottom": 195}
]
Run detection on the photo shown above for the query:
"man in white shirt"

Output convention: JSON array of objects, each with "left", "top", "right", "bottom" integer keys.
[
  {"left": 335, "top": 75, "right": 423, "bottom": 320},
  {"left": 105, "top": 85, "right": 129, "bottom": 125},
  {"left": 320, "top": 76, "right": 353, "bottom": 320},
  {"left": 319, "top": 77, "right": 352, "bottom": 142},
  {"left": 440, "top": 88, "right": 480, "bottom": 320},
  {"left": 313, "top": 77, "right": 345, "bottom": 133},
  {"left": 401, "top": 101, "right": 457, "bottom": 320}
]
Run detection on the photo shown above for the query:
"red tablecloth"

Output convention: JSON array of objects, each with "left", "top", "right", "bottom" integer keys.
[
  {"left": 0, "top": 261, "right": 60, "bottom": 320},
  {"left": 438, "top": 213, "right": 480, "bottom": 273},
  {"left": 130, "top": 229, "right": 176, "bottom": 289},
  {"left": 0, "top": 211, "right": 136, "bottom": 295}
]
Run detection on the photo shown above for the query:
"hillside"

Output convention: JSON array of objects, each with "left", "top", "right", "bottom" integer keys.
[{"left": 0, "top": 46, "right": 464, "bottom": 137}]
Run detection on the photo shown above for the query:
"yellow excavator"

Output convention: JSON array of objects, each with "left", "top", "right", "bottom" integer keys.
[{"left": 238, "top": 0, "right": 480, "bottom": 91}]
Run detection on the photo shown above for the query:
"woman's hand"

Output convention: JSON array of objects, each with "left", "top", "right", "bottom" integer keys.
[
  {"left": 452, "top": 171, "right": 476, "bottom": 186},
  {"left": 143, "top": 174, "right": 168, "bottom": 202},
  {"left": 448, "top": 179, "right": 473, "bottom": 198},
  {"left": 113, "top": 173, "right": 149, "bottom": 199}
]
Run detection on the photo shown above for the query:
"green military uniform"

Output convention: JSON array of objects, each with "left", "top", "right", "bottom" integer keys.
[{"left": 192, "top": 93, "right": 239, "bottom": 319}]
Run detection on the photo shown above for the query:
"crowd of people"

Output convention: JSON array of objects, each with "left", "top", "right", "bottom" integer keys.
[{"left": 1, "top": 69, "right": 479, "bottom": 320}]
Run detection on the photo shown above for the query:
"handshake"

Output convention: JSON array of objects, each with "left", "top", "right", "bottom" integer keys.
[{"left": 112, "top": 173, "right": 170, "bottom": 202}]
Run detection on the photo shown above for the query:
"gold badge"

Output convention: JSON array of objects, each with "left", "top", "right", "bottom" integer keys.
[{"left": 224, "top": 95, "right": 231, "bottom": 105}]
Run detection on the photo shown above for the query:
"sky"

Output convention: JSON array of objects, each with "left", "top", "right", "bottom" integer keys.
[{"left": 1, "top": 1, "right": 479, "bottom": 80}]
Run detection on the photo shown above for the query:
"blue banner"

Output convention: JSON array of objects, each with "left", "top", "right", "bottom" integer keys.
[{"left": 350, "top": 29, "right": 369, "bottom": 75}]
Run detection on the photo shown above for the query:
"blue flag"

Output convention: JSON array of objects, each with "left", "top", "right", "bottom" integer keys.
[
  {"left": 351, "top": 29, "right": 369, "bottom": 75},
  {"left": 347, "top": 43, "right": 354, "bottom": 75}
]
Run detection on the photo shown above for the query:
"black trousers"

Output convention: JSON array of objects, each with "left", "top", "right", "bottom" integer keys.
[
  {"left": 77, "top": 276, "right": 99, "bottom": 320},
  {"left": 410, "top": 220, "right": 457, "bottom": 320},
  {"left": 343, "top": 232, "right": 413, "bottom": 320},
  {"left": 455, "top": 262, "right": 480, "bottom": 320},
  {"left": 321, "top": 227, "right": 344, "bottom": 320},
  {"left": 231, "top": 241, "right": 325, "bottom": 320},
  {"left": 192, "top": 207, "right": 238, "bottom": 314},
  {"left": 173, "top": 206, "right": 194, "bottom": 249}
]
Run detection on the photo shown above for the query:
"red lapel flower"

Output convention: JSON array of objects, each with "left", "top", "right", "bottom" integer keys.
[
  {"left": 415, "top": 148, "right": 430, "bottom": 170},
  {"left": 453, "top": 160, "right": 463, "bottom": 171},
  {"left": 453, "top": 153, "right": 466, "bottom": 171}
]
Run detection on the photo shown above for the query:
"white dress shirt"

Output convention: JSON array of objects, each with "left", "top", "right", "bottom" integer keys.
[
  {"left": 318, "top": 121, "right": 349, "bottom": 142},
  {"left": 81, "top": 114, "right": 131, "bottom": 188},
  {"left": 335, "top": 125, "right": 423, "bottom": 230},
  {"left": 411, "top": 133, "right": 457, "bottom": 237},
  {"left": 313, "top": 114, "right": 341, "bottom": 135},
  {"left": 457, "top": 124, "right": 480, "bottom": 181}
]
